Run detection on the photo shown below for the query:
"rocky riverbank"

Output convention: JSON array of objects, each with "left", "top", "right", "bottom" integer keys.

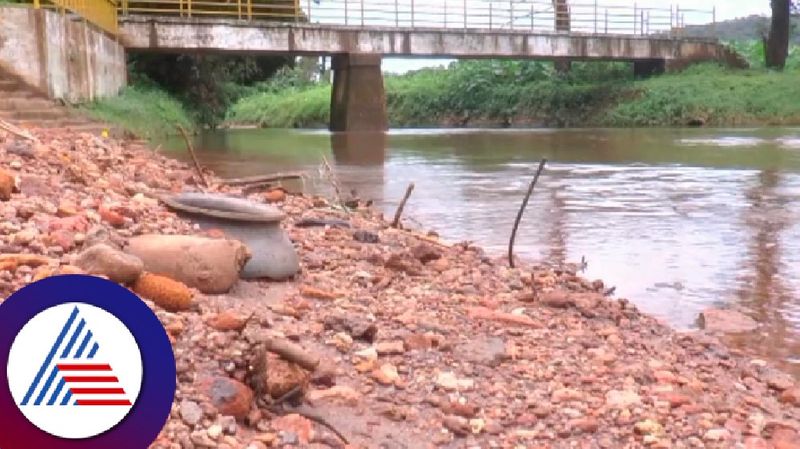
[{"left": 1, "top": 125, "right": 799, "bottom": 449}]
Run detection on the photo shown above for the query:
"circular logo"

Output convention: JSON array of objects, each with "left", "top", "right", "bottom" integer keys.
[{"left": 0, "top": 275, "right": 176, "bottom": 449}]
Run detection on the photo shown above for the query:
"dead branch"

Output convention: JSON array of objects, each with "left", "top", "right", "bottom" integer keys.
[
  {"left": 0, "top": 118, "right": 38, "bottom": 142},
  {"left": 263, "top": 337, "right": 320, "bottom": 372},
  {"left": 176, "top": 125, "right": 209, "bottom": 189},
  {"left": 221, "top": 171, "right": 305, "bottom": 186},
  {"left": 391, "top": 182, "right": 415, "bottom": 228},
  {"left": 319, "top": 155, "right": 348, "bottom": 212},
  {"left": 508, "top": 159, "right": 547, "bottom": 268}
]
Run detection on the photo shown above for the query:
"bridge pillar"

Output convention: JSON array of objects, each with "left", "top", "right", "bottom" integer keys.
[
  {"left": 330, "top": 54, "right": 388, "bottom": 132},
  {"left": 633, "top": 59, "right": 666, "bottom": 78}
]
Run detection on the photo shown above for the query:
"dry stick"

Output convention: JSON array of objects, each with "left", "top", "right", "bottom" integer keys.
[
  {"left": 391, "top": 182, "right": 415, "bottom": 228},
  {"left": 0, "top": 118, "right": 37, "bottom": 142},
  {"left": 221, "top": 171, "right": 305, "bottom": 186},
  {"left": 508, "top": 159, "right": 547, "bottom": 268},
  {"left": 176, "top": 125, "right": 209, "bottom": 189},
  {"left": 320, "top": 154, "right": 348, "bottom": 211}
]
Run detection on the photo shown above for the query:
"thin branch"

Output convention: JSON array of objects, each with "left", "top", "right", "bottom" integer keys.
[
  {"left": 0, "top": 118, "right": 38, "bottom": 142},
  {"left": 221, "top": 171, "right": 305, "bottom": 186},
  {"left": 320, "top": 154, "right": 348, "bottom": 212},
  {"left": 391, "top": 182, "right": 415, "bottom": 228},
  {"left": 508, "top": 159, "right": 547, "bottom": 268},
  {"left": 176, "top": 125, "right": 209, "bottom": 189}
]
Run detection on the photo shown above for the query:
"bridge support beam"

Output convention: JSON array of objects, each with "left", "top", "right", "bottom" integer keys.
[
  {"left": 330, "top": 54, "right": 388, "bottom": 132},
  {"left": 633, "top": 59, "right": 666, "bottom": 78}
]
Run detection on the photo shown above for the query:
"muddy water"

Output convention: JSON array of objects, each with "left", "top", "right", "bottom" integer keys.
[{"left": 163, "top": 127, "right": 800, "bottom": 376}]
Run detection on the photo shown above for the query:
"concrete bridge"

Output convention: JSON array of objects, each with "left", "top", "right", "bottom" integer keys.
[{"left": 0, "top": 1, "right": 742, "bottom": 132}]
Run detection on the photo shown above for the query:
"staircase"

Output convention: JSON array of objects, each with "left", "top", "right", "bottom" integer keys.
[{"left": 0, "top": 69, "right": 106, "bottom": 131}]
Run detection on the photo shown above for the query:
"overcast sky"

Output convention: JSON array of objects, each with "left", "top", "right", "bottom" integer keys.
[{"left": 379, "top": 0, "right": 771, "bottom": 73}]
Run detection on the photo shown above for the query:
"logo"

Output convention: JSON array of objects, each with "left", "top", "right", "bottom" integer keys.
[{"left": 0, "top": 275, "right": 176, "bottom": 449}]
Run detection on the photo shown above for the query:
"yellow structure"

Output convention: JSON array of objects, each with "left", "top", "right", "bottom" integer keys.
[
  {"left": 118, "top": 1, "right": 303, "bottom": 21},
  {"left": 31, "top": 0, "right": 119, "bottom": 34}
]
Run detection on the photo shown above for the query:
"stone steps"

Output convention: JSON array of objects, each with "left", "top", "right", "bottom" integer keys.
[{"left": 0, "top": 68, "right": 109, "bottom": 134}]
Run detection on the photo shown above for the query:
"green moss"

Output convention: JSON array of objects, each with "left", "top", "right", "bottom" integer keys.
[{"left": 81, "top": 84, "right": 195, "bottom": 138}]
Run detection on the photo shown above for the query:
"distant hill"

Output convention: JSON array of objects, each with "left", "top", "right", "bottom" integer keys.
[{"left": 682, "top": 15, "right": 800, "bottom": 43}]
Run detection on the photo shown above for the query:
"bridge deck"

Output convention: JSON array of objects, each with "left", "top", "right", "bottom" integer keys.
[{"left": 120, "top": 16, "right": 726, "bottom": 62}]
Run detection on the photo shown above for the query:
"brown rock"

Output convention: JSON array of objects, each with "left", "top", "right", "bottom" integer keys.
[
  {"left": 198, "top": 376, "right": 254, "bottom": 419},
  {"left": 411, "top": 244, "right": 442, "bottom": 263},
  {"left": 371, "top": 363, "right": 400, "bottom": 385},
  {"left": 206, "top": 311, "right": 250, "bottom": 332},
  {"left": 271, "top": 414, "right": 314, "bottom": 445},
  {"left": 376, "top": 340, "right": 405, "bottom": 355},
  {"left": 261, "top": 353, "right": 308, "bottom": 399},
  {"left": 744, "top": 437, "right": 769, "bottom": 449},
  {"left": 699, "top": 308, "right": 758, "bottom": 333},
  {"left": 263, "top": 188, "right": 286, "bottom": 203},
  {"left": 74, "top": 244, "right": 143, "bottom": 284},
  {"left": 442, "top": 400, "right": 479, "bottom": 418},
  {"left": 772, "top": 427, "right": 800, "bottom": 449},
  {"left": 0, "top": 169, "right": 15, "bottom": 201},
  {"left": 299, "top": 285, "right": 340, "bottom": 300},
  {"left": 540, "top": 290, "right": 575, "bottom": 308},
  {"left": 403, "top": 333, "right": 433, "bottom": 350},
  {"left": 443, "top": 415, "right": 471, "bottom": 436},
  {"left": 660, "top": 392, "right": 692, "bottom": 408},
  {"left": 99, "top": 207, "right": 125, "bottom": 227},
  {"left": 48, "top": 215, "right": 89, "bottom": 233},
  {"left": 132, "top": 272, "right": 194, "bottom": 312},
  {"left": 779, "top": 388, "right": 800, "bottom": 405},
  {"left": 306, "top": 386, "right": 362, "bottom": 406},
  {"left": 465, "top": 306, "right": 538, "bottom": 328},
  {"left": 568, "top": 417, "right": 599, "bottom": 434},
  {"left": 127, "top": 234, "right": 250, "bottom": 294}
]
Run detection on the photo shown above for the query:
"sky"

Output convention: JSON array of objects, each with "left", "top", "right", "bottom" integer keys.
[{"left": 379, "top": 0, "right": 771, "bottom": 73}]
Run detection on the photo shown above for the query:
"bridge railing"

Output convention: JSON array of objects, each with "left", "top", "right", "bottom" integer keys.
[
  {"left": 118, "top": 0, "right": 716, "bottom": 37},
  {"left": 28, "top": 0, "right": 119, "bottom": 34}
]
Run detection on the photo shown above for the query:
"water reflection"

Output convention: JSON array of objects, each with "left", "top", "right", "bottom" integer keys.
[{"left": 162, "top": 127, "right": 800, "bottom": 377}]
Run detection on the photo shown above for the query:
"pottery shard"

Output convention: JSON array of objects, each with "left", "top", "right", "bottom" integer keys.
[
  {"left": 74, "top": 244, "right": 143, "bottom": 284},
  {"left": 699, "top": 308, "right": 758, "bottom": 333},
  {"left": 126, "top": 235, "right": 251, "bottom": 294}
]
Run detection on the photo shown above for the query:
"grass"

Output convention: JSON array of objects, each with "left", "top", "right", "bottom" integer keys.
[
  {"left": 81, "top": 83, "right": 195, "bottom": 138},
  {"left": 227, "top": 43, "right": 800, "bottom": 129},
  {"left": 604, "top": 63, "right": 800, "bottom": 127}
]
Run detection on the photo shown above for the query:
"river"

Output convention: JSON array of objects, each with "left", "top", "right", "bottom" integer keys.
[{"left": 163, "top": 127, "right": 800, "bottom": 377}]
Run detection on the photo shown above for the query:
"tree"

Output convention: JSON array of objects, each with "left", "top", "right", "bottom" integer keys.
[{"left": 765, "top": 0, "right": 792, "bottom": 69}]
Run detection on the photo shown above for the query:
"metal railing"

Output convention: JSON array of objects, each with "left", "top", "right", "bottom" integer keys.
[
  {"left": 29, "top": 0, "right": 119, "bottom": 34},
  {"left": 118, "top": 0, "right": 716, "bottom": 36}
]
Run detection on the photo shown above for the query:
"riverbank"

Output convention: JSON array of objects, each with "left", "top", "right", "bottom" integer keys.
[
  {"left": 2, "top": 124, "right": 799, "bottom": 448},
  {"left": 227, "top": 58, "right": 800, "bottom": 129},
  {"left": 80, "top": 83, "right": 195, "bottom": 139}
]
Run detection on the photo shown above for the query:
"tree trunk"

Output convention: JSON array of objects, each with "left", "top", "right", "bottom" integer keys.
[{"left": 765, "top": 0, "right": 791, "bottom": 69}]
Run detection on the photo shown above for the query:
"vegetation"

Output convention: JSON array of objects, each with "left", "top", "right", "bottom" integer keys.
[
  {"left": 227, "top": 44, "right": 800, "bottom": 129},
  {"left": 81, "top": 82, "right": 194, "bottom": 139}
]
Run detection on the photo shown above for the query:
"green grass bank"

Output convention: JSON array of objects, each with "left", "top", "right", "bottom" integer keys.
[
  {"left": 227, "top": 45, "right": 800, "bottom": 129},
  {"left": 81, "top": 84, "right": 195, "bottom": 139}
]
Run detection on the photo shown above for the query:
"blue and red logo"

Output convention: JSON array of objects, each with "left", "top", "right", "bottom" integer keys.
[{"left": 0, "top": 275, "right": 176, "bottom": 448}]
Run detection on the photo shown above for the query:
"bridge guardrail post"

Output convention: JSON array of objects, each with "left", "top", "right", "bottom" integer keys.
[
  {"left": 464, "top": 0, "right": 467, "bottom": 29},
  {"left": 530, "top": 3, "right": 534, "bottom": 31},
  {"left": 360, "top": 0, "right": 364, "bottom": 26},
  {"left": 593, "top": 0, "right": 598, "bottom": 34},
  {"left": 508, "top": 0, "right": 512, "bottom": 30},
  {"left": 395, "top": 0, "right": 399, "bottom": 27},
  {"left": 411, "top": 0, "right": 415, "bottom": 28},
  {"left": 605, "top": 8, "right": 608, "bottom": 33},
  {"left": 489, "top": 2, "right": 492, "bottom": 30},
  {"left": 633, "top": 3, "right": 637, "bottom": 35},
  {"left": 345, "top": 0, "right": 349, "bottom": 25}
]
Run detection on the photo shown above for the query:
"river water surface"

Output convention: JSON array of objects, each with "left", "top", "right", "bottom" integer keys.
[{"left": 164, "top": 127, "right": 800, "bottom": 377}]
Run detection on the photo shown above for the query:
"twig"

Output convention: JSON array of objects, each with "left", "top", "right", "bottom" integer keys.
[
  {"left": 176, "top": 125, "right": 209, "bottom": 189},
  {"left": 0, "top": 118, "right": 38, "bottom": 142},
  {"left": 508, "top": 159, "right": 547, "bottom": 268},
  {"left": 263, "top": 337, "right": 320, "bottom": 372},
  {"left": 320, "top": 155, "right": 348, "bottom": 212},
  {"left": 221, "top": 171, "right": 305, "bottom": 186},
  {"left": 391, "top": 182, "right": 415, "bottom": 228}
]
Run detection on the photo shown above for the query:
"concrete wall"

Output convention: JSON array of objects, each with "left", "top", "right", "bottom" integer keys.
[
  {"left": 0, "top": 7, "right": 126, "bottom": 102},
  {"left": 120, "top": 16, "right": 728, "bottom": 64}
]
